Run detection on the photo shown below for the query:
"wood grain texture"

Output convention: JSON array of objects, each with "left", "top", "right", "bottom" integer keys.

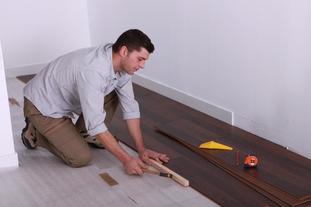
[
  {"left": 99, "top": 172, "right": 119, "bottom": 186},
  {"left": 155, "top": 126, "right": 311, "bottom": 207}
]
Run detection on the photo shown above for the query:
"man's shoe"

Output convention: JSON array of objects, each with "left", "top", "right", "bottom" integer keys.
[{"left": 21, "top": 118, "right": 37, "bottom": 149}]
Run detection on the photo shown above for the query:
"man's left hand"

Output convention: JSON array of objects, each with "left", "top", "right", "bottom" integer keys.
[{"left": 139, "top": 149, "right": 169, "bottom": 164}]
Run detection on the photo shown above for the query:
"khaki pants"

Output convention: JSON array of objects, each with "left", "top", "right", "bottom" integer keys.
[{"left": 23, "top": 91, "right": 119, "bottom": 167}]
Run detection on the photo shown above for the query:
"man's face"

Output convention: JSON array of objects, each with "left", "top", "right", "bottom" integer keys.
[{"left": 121, "top": 47, "right": 150, "bottom": 75}]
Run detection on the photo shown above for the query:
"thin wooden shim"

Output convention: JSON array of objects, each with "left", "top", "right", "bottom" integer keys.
[{"left": 99, "top": 172, "right": 118, "bottom": 186}]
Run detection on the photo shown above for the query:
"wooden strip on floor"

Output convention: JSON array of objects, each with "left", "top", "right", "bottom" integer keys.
[
  {"left": 99, "top": 172, "right": 119, "bottom": 186},
  {"left": 16, "top": 74, "right": 35, "bottom": 84}
]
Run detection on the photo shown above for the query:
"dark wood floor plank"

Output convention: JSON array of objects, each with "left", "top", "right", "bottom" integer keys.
[
  {"left": 163, "top": 119, "right": 311, "bottom": 197},
  {"left": 16, "top": 74, "right": 35, "bottom": 84},
  {"left": 156, "top": 124, "right": 306, "bottom": 206},
  {"left": 169, "top": 157, "right": 279, "bottom": 207}
]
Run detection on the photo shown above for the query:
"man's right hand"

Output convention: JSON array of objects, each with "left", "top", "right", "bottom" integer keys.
[
  {"left": 123, "top": 156, "right": 147, "bottom": 176},
  {"left": 96, "top": 131, "right": 147, "bottom": 176}
]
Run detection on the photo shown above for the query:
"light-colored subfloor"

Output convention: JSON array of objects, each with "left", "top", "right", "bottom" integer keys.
[{"left": 0, "top": 78, "right": 219, "bottom": 207}]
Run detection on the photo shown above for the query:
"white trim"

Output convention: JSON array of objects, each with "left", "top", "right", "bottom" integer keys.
[
  {"left": 5, "top": 63, "right": 46, "bottom": 78},
  {"left": 133, "top": 74, "right": 233, "bottom": 125},
  {"left": 234, "top": 114, "right": 311, "bottom": 160},
  {"left": 0, "top": 152, "right": 19, "bottom": 168}
]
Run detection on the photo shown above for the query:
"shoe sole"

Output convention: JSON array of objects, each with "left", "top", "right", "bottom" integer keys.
[
  {"left": 87, "top": 142, "right": 105, "bottom": 149},
  {"left": 21, "top": 118, "right": 37, "bottom": 149},
  {"left": 21, "top": 133, "right": 37, "bottom": 149}
]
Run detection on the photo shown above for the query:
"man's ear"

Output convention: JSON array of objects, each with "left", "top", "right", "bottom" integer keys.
[{"left": 119, "top": 46, "right": 128, "bottom": 57}]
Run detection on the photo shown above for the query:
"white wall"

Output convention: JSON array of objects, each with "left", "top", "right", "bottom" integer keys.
[
  {"left": 0, "top": 41, "right": 18, "bottom": 168},
  {"left": 87, "top": 0, "right": 311, "bottom": 159},
  {"left": 0, "top": 0, "right": 91, "bottom": 71},
  {"left": 1, "top": 0, "right": 310, "bottom": 160}
]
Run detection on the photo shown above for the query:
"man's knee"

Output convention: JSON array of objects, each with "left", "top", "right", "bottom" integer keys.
[{"left": 66, "top": 150, "right": 92, "bottom": 168}]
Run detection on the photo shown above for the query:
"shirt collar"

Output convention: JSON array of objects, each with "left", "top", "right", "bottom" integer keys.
[{"left": 104, "top": 43, "right": 117, "bottom": 81}]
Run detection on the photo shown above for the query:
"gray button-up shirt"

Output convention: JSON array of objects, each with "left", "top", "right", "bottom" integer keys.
[{"left": 24, "top": 44, "right": 140, "bottom": 136}]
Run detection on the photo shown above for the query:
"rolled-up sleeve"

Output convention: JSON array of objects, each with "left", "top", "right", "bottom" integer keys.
[
  {"left": 115, "top": 78, "right": 140, "bottom": 120},
  {"left": 76, "top": 70, "right": 108, "bottom": 136}
]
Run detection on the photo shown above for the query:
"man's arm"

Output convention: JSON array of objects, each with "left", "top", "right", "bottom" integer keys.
[
  {"left": 126, "top": 118, "right": 145, "bottom": 153},
  {"left": 96, "top": 131, "right": 147, "bottom": 175},
  {"left": 115, "top": 78, "right": 169, "bottom": 165},
  {"left": 126, "top": 118, "right": 169, "bottom": 164}
]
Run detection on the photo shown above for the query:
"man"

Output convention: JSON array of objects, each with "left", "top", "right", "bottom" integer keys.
[{"left": 21, "top": 29, "right": 169, "bottom": 175}]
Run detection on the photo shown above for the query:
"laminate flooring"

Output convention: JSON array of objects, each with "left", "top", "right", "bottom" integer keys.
[{"left": 0, "top": 77, "right": 218, "bottom": 207}]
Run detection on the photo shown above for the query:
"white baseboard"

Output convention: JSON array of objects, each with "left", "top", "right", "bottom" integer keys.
[
  {"left": 233, "top": 113, "right": 282, "bottom": 145},
  {"left": 132, "top": 74, "right": 233, "bottom": 125},
  {"left": 234, "top": 114, "right": 311, "bottom": 160},
  {"left": 5, "top": 63, "right": 46, "bottom": 78},
  {"left": 0, "top": 152, "right": 19, "bottom": 168}
]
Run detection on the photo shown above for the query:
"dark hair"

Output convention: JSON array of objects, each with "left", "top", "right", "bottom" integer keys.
[{"left": 112, "top": 29, "right": 155, "bottom": 54}]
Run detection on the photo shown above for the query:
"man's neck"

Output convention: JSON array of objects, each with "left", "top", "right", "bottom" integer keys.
[{"left": 112, "top": 52, "right": 121, "bottom": 73}]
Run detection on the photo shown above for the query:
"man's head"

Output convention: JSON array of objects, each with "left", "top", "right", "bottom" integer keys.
[
  {"left": 112, "top": 29, "right": 155, "bottom": 75},
  {"left": 112, "top": 29, "right": 154, "bottom": 54}
]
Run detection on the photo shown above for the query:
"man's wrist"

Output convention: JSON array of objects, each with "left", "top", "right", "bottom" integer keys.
[
  {"left": 137, "top": 147, "right": 146, "bottom": 155},
  {"left": 121, "top": 154, "right": 132, "bottom": 165}
]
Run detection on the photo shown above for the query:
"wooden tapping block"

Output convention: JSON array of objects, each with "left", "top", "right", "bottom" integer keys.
[
  {"left": 144, "top": 165, "right": 173, "bottom": 178},
  {"left": 145, "top": 165, "right": 161, "bottom": 174},
  {"left": 149, "top": 159, "right": 189, "bottom": 187}
]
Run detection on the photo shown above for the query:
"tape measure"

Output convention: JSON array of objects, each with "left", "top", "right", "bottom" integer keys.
[{"left": 244, "top": 154, "right": 258, "bottom": 168}]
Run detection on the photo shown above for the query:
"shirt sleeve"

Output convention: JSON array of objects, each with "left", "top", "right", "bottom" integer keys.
[
  {"left": 115, "top": 77, "right": 140, "bottom": 120},
  {"left": 76, "top": 70, "right": 108, "bottom": 136}
]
